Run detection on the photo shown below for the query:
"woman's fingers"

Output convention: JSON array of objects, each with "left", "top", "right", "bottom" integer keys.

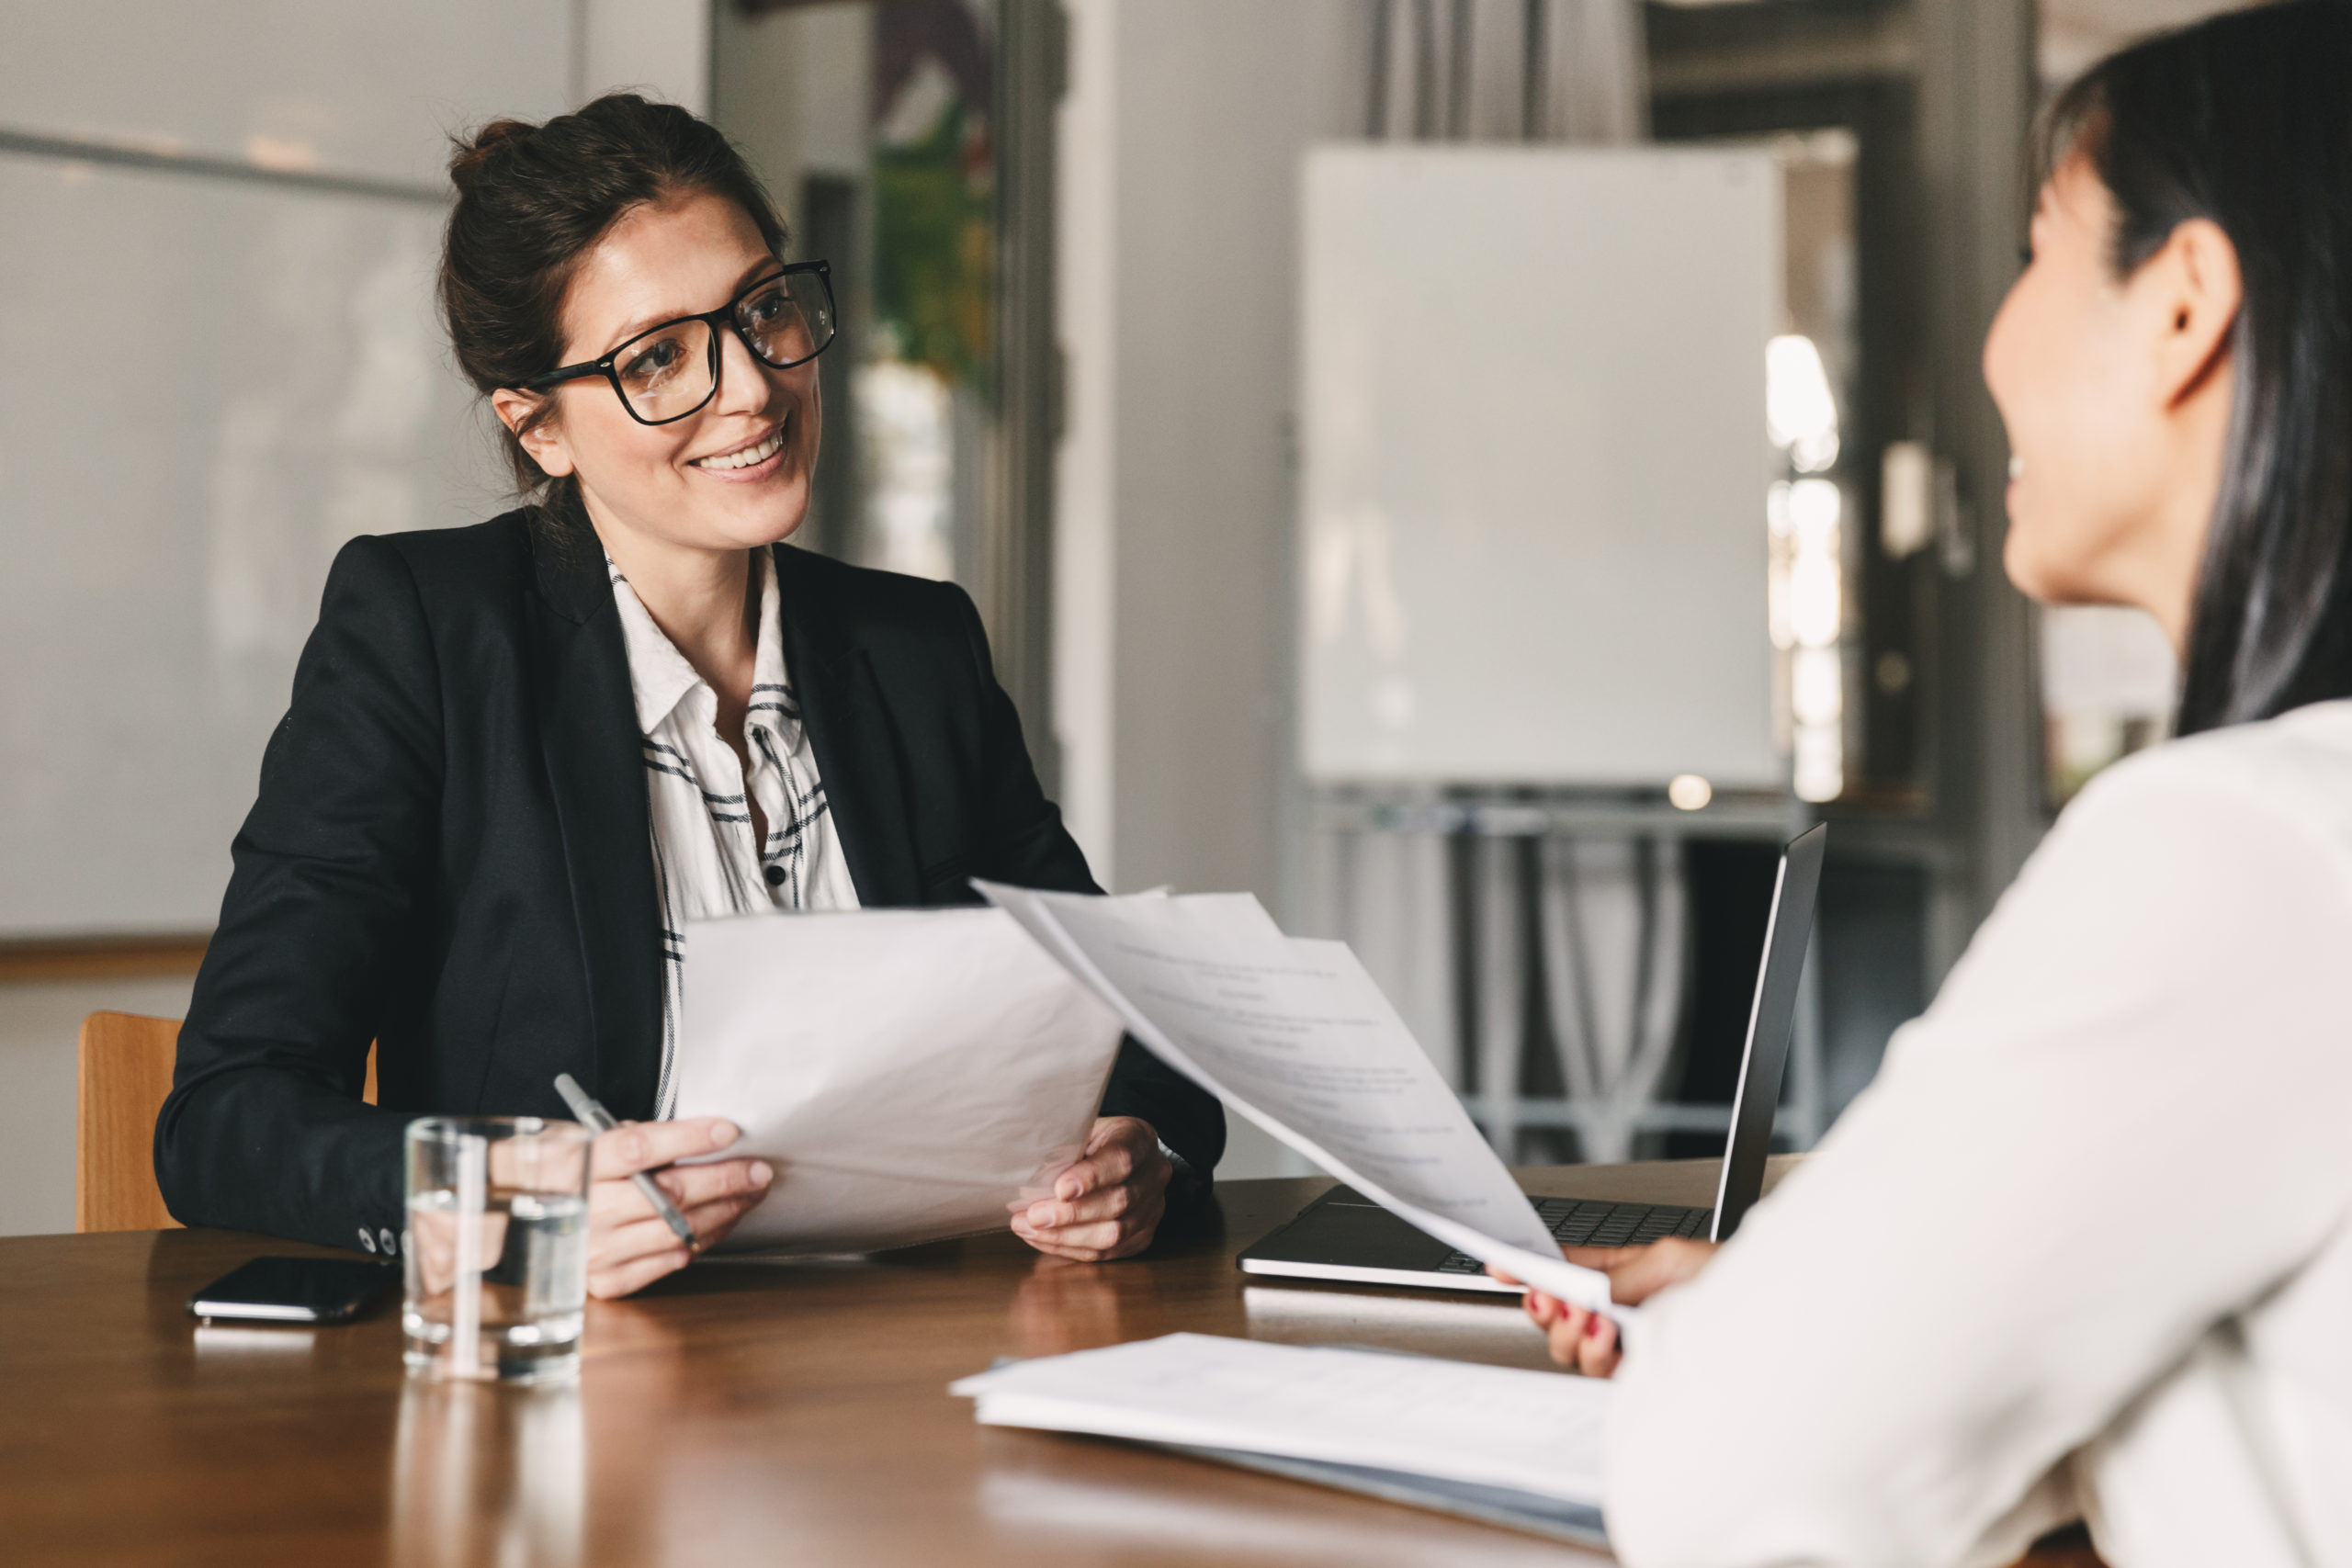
[
  {"left": 592, "top": 1209, "right": 693, "bottom": 1270},
  {"left": 1019, "top": 1179, "right": 1134, "bottom": 1231},
  {"left": 1560, "top": 1243, "right": 1647, "bottom": 1273},
  {"left": 648, "top": 1156, "right": 774, "bottom": 1212},
  {"left": 1014, "top": 1221, "right": 1156, "bottom": 1263},
  {"left": 588, "top": 1194, "right": 762, "bottom": 1279},
  {"left": 1055, "top": 1119, "right": 1155, "bottom": 1201},
  {"left": 1014, "top": 1189, "right": 1166, "bottom": 1262},
  {"left": 1552, "top": 1236, "right": 1720, "bottom": 1306},
  {"left": 1604, "top": 1236, "right": 1717, "bottom": 1304},
  {"left": 1576, "top": 1312, "right": 1623, "bottom": 1376},
  {"left": 589, "top": 1158, "right": 769, "bottom": 1232},
  {"left": 585, "top": 1153, "right": 772, "bottom": 1292},
  {"left": 588, "top": 1244, "right": 691, "bottom": 1300},
  {"left": 1525, "top": 1288, "right": 1624, "bottom": 1376},
  {"left": 591, "top": 1117, "right": 739, "bottom": 1179},
  {"left": 1540, "top": 1304, "right": 1622, "bottom": 1375},
  {"left": 1013, "top": 1117, "right": 1173, "bottom": 1263},
  {"left": 1544, "top": 1306, "right": 1588, "bottom": 1363},
  {"left": 676, "top": 1190, "right": 766, "bottom": 1249}
]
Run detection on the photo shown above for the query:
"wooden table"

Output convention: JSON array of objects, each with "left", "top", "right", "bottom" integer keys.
[{"left": 0, "top": 1158, "right": 2096, "bottom": 1566}]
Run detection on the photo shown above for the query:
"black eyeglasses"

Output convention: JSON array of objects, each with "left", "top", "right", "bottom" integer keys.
[{"left": 513, "top": 261, "right": 836, "bottom": 426}]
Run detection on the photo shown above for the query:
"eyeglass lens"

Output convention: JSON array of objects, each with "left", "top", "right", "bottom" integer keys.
[{"left": 612, "top": 272, "right": 834, "bottom": 422}]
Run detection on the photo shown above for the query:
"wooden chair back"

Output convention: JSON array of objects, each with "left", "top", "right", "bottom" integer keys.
[{"left": 75, "top": 1013, "right": 376, "bottom": 1234}]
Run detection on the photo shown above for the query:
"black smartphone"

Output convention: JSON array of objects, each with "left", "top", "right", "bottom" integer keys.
[{"left": 187, "top": 1256, "right": 401, "bottom": 1325}]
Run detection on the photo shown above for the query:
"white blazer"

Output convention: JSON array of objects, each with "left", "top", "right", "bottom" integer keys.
[{"left": 1606, "top": 701, "right": 2352, "bottom": 1568}]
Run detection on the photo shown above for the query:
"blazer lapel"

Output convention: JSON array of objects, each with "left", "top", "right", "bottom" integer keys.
[
  {"left": 775, "top": 545, "right": 922, "bottom": 908},
  {"left": 527, "top": 527, "right": 665, "bottom": 1118}
]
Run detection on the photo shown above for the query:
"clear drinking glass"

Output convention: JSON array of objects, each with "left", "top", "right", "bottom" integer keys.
[{"left": 403, "top": 1117, "right": 592, "bottom": 1382}]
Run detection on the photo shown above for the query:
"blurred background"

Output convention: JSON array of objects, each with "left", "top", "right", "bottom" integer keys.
[{"left": 0, "top": 0, "right": 2235, "bottom": 1233}]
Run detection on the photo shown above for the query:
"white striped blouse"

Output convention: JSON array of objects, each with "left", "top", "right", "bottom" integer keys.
[{"left": 607, "top": 548, "right": 860, "bottom": 1115}]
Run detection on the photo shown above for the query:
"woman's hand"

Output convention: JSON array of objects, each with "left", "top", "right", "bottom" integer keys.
[
  {"left": 1011, "top": 1117, "right": 1172, "bottom": 1262},
  {"left": 1493, "top": 1237, "right": 1719, "bottom": 1377},
  {"left": 586, "top": 1117, "right": 774, "bottom": 1298}
]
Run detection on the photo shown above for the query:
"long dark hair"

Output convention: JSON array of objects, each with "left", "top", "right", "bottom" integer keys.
[
  {"left": 2038, "top": 1, "right": 2352, "bottom": 733},
  {"left": 438, "top": 94, "right": 789, "bottom": 531}
]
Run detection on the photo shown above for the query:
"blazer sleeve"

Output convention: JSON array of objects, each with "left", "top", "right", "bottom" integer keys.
[
  {"left": 945, "top": 584, "right": 1227, "bottom": 1182},
  {"left": 154, "top": 535, "right": 440, "bottom": 1252},
  {"left": 1600, "top": 750, "right": 2352, "bottom": 1568}
]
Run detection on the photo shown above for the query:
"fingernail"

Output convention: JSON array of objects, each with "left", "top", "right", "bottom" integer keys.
[
  {"left": 711, "top": 1122, "right": 738, "bottom": 1147},
  {"left": 1057, "top": 1179, "right": 1080, "bottom": 1201},
  {"left": 751, "top": 1161, "right": 774, "bottom": 1184},
  {"left": 1586, "top": 1314, "right": 1607, "bottom": 1338}
]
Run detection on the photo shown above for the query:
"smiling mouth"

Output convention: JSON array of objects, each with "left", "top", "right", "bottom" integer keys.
[{"left": 692, "top": 423, "right": 786, "bottom": 471}]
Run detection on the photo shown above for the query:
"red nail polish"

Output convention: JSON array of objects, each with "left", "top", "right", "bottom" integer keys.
[{"left": 1586, "top": 1313, "right": 1608, "bottom": 1338}]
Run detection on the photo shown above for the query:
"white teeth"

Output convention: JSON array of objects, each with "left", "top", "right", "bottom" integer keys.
[
  {"left": 2008, "top": 455, "right": 2025, "bottom": 480},
  {"left": 695, "top": 428, "right": 785, "bottom": 470}
]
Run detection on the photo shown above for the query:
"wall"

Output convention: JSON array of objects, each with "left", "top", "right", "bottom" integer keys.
[
  {"left": 1056, "top": 0, "right": 1364, "bottom": 1176},
  {"left": 581, "top": 0, "right": 712, "bottom": 113},
  {"left": 1055, "top": 0, "right": 1361, "bottom": 897}
]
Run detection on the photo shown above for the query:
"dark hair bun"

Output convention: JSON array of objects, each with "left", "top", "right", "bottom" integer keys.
[{"left": 447, "top": 118, "right": 540, "bottom": 197}]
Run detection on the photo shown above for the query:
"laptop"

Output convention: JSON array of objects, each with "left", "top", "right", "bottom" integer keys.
[{"left": 1238, "top": 822, "right": 1826, "bottom": 1294}]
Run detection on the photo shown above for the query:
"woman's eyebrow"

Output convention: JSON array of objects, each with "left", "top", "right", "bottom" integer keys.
[
  {"left": 731, "top": 254, "right": 783, "bottom": 291},
  {"left": 592, "top": 262, "right": 785, "bottom": 353}
]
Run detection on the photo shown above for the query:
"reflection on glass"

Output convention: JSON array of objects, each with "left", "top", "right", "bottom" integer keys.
[
  {"left": 1765, "top": 333, "right": 1841, "bottom": 474},
  {"left": 1766, "top": 341, "right": 1847, "bottom": 803},
  {"left": 390, "top": 1379, "right": 583, "bottom": 1568}
]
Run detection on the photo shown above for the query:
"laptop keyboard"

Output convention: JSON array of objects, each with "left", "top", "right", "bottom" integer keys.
[{"left": 1430, "top": 1199, "right": 1712, "bottom": 1276}]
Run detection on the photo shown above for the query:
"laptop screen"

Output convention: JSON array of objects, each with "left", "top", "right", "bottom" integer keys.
[{"left": 1709, "top": 822, "right": 1826, "bottom": 1242}]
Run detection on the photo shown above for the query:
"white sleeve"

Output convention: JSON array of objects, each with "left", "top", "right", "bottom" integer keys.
[{"left": 1603, "top": 747, "right": 2352, "bottom": 1568}]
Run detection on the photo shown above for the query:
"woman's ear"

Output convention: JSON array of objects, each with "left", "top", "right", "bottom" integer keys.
[
  {"left": 2144, "top": 217, "right": 2243, "bottom": 410},
  {"left": 489, "top": 388, "right": 576, "bottom": 479}
]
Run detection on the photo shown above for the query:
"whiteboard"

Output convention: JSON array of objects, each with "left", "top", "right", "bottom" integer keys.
[
  {"left": 0, "top": 4, "right": 571, "bottom": 939},
  {"left": 1297, "top": 145, "right": 1782, "bottom": 788},
  {"left": 0, "top": 155, "right": 505, "bottom": 937},
  {"left": 0, "top": 0, "right": 571, "bottom": 186}
]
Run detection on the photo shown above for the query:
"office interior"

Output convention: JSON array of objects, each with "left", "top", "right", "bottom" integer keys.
[{"left": 0, "top": 0, "right": 2209, "bottom": 1240}]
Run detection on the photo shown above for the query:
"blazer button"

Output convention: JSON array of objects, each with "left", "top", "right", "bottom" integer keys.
[
  {"left": 763, "top": 864, "right": 786, "bottom": 886},
  {"left": 358, "top": 1227, "right": 377, "bottom": 1253}
]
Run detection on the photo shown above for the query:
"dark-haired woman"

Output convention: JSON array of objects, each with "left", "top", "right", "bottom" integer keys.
[
  {"left": 1501, "top": 6, "right": 2352, "bottom": 1564},
  {"left": 155, "top": 96, "right": 1221, "bottom": 1299}
]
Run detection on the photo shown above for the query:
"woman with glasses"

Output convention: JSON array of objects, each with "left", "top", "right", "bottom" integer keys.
[{"left": 155, "top": 95, "right": 1222, "bottom": 1299}]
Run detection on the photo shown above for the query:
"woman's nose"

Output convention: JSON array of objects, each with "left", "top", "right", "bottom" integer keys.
[{"left": 711, "top": 324, "right": 779, "bottom": 417}]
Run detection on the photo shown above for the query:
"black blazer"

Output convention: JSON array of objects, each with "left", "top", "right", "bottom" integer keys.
[{"left": 155, "top": 513, "right": 1223, "bottom": 1253}]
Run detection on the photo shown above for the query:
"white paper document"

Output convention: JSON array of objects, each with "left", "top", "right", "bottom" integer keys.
[
  {"left": 975, "top": 882, "right": 1626, "bottom": 1319},
  {"left": 953, "top": 1332, "right": 1611, "bottom": 1506},
  {"left": 675, "top": 907, "right": 1125, "bottom": 1253}
]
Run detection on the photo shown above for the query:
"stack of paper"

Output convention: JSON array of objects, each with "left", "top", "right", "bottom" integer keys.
[
  {"left": 976, "top": 883, "right": 1627, "bottom": 1320},
  {"left": 953, "top": 1333, "right": 1611, "bottom": 1520},
  {"left": 676, "top": 906, "right": 1125, "bottom": 1254}
]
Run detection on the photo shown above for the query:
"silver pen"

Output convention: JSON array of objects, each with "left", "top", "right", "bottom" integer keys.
[{"left": 552, "top": 1073, "right": 700, "bottom": 1251}]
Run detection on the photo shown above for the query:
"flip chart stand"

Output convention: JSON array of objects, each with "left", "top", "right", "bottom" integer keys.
[{"left": 1297, "top": 788, "right": 1824, "bottom": 1167}]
